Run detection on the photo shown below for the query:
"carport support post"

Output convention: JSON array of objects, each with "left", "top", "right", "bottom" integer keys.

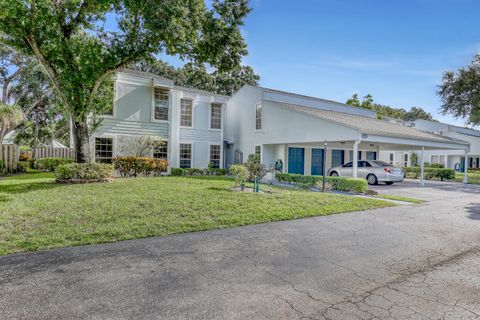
[
  {"left": 420, "top": 146, "right": 425, "bottom": 186},
  {"left": 463, "top": 150, "right": 469, "bottom": 184},
  {"left": 353, "top": 140, "right": 360, "bottom": 179}
]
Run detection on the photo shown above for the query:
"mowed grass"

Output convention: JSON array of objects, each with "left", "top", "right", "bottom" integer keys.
[
  {"left": 375, "top": 194, "right": 425, "bottom": 204},
  {"left": 0, "top": 172, "right": 393, "bottom": 255}
]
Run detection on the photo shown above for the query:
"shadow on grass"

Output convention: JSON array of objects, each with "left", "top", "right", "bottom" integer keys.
[{"left": 0, "top": 180, "right": 63, "bottom": 195}]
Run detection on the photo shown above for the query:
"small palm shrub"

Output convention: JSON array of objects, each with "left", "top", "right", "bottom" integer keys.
[{"left": 230, "top": 164, "right": 248, "bottom": 191}]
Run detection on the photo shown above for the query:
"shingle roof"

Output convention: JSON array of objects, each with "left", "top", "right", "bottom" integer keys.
[{"left": 271, "top": 100, "right": 469, "bottom": 145}]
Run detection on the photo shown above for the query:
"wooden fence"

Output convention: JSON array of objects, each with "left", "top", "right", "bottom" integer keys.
[
  {"left": 34, "top": 147, "right": 75, "bottom": 160},
  {"left": 0, "top": 144, "right": 19, "bottom": 173}
]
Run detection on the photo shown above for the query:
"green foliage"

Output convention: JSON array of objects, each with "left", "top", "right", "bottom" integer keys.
[
  {"left": 403, "top": 167, "right": 455, "bottom": 181},
  {"left": 438, "top": 54, "right": 480, "bottom": 126},
  {"left": 245, "top": 153, "right": 267, "bottom": 181},
  {"left": 0, "top": 0, "right": 252, "bottom": 162},
  {"left": 410, "top": 152, "right": 418, "bottom": 167},
  {"left": 0, "top": 102, "right": 24, "bottom": 141},
  {"left": 35, "top": 157, "right": 74, "bottom": 171},
  {"left": 55, "top": 163, "right": 114, "bottom": 180},
  {"left": 171, "top": 168, "right": 185, "bottom": 176},
  {"left": 429, "top": 163, "right": 445, "bottom": 168},
  {"left": 275, "top": 173, "right": 368, "bottom": 193},
  {"left": 113, "top": 156, "right": 168, "bottom": 178},
  {"left": 230, "top": 164, "right": 248, "bottom": 190},
  {"left": 346, "top": 94, "right": 434, "bottom": 121},
  {"left": 133, "top": 59, "right": 259, "bottom": 96},
  {"left": 16, "top": 161, "right": 28, "bottom": 173}
]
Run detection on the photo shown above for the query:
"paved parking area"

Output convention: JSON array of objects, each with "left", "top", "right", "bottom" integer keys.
[{"left": 1, "top": 181, "right": 480, "bottom": 319}]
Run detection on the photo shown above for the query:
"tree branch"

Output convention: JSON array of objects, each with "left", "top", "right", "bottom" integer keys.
[{"left": 24, "top": 35, "right": 70, "bottom": 111}]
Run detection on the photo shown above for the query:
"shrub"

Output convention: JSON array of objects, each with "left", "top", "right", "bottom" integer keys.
[
  {"left": 36, "top": 157, "right": 74, "bottom": 171},
  {"left": 245, "top": 153, "right": 267, "bottom": 181},
  {"left": 55, "top": 163, "right": 114, "bottom": 180},
  {"left": 275, "top": 173, "right": 368, "bottom": 193},
  {"left": 429, "top": 163, "right": 445, "bottom": 168},
  {"left": 17, "top": 161, "right": 29, "bottom": 173},
  {"left": 403, "top": 167, "right": 455, "bottom": 181},
  {"left": 171, "top": 168, "right": 184, "bottom": 176},
  {"left": 436, "top": 168, "right": 455, "bottom": 181},
  {"left": 112, "top": 156, "right": 169, "bottom": 177},
  {"left": 184, "top": 168, "right": 205, "bottom": 176},
  {"left": 19, "top": 152, "right": 32, "bottom": 162},
  {"left": 230, "top": 164, "right": 248, "bottom": 190},
  {"left": 207, "top": 163, "right": 228, "bottom": 176}
]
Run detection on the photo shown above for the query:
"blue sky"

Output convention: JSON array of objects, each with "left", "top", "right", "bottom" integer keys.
[{"left": 163, "top": 0, "right": 480, "bottom": 126}]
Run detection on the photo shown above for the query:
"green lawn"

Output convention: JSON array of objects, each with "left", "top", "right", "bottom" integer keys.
[
  {"left": 375, "top": 194, "right": 425, "bottom": 204},
  {"left": 0, "top": 172, "right": 393, "bottom": 255},
  {"left": 453, "top": 172, "right": 480, "bottom": 184}
]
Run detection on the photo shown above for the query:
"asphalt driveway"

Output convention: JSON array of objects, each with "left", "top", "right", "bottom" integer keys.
[{"left": 1, "top": 181, "right": 480, "bottom": 319}]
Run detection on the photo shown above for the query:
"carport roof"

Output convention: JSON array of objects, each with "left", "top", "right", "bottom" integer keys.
[{"left": 271, "top": 100, "right": 470, "bottom": 146}]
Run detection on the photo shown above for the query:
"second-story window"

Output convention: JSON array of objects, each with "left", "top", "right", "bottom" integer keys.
[
  {"left": 154, "top": 88, "right": 169, "bottom": 121},
  {"left": 180, "top": 99, "right": 193, "bottom": 127},
  {"left": 255, "top": 103, "right": 262, "bottom": 130},
  {"left": 210, "top": 103, "right": 222, "bottom": 129}
]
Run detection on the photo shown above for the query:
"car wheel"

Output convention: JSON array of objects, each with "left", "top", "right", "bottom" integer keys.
[
  {"left": 330, "top": 171, "right": 339, "bottom": 177},
  {"left": 366, "top": 174, "right": 378, "bottom": 185},
  {"left": 385, "top": 181, "right": 394, "bottom": 185}
]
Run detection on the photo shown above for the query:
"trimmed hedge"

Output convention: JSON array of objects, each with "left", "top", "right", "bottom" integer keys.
[
  {"left": 169, "top": 167, "right": 228, "bottom": 177},
  {"left": 113, "top": 156, "right": 168, "bottom": 177},
  {"left": 17, "top": 161, "right": 29, "bottom": 173},
  {"left": 403, "top": 167, "right": 455, "bottom": 181},
  {"left": 276, "top": 173, "right": 368, "bottom": 193},
  {"left": 55, "top": 163, "right": 114, "bottom": 180},
  {"left": 36, "top": 157, "right": 74, "bottom": 171}
]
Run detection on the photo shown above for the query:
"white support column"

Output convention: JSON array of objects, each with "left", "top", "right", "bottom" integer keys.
[
  {"left": 420, "top": 146, "right": 424, "bottom": 186},
  {"left": 353, "top": 140, "right": 360, "bottom": 179},
  {"left": 464, "top": 150, "right": 469, "bottom": 184}
]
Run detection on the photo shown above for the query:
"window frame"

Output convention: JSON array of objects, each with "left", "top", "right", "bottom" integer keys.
[
  {"left": 209, "top": 103, "right": 222, "bottom": 130},
  {"left": 153, "top": 140, "right": 168, "bottom": 160},
  {"left": 180, "top": 98, "right": 193, "bottom": 128},
  {"left": 209, "top": 144, "right": 221, "bottom": 169},
  {"left": 152, "top": 87, "right": 170, "bottom": 122},
  {"left": 179, "top": 143, "right": 193, "bottom": 169},
  {"left": 94, "top": 136, "right": 114, "bottom": 164},
  {"left": 102, "top": 81, "right": 116, "bottom": 118},
  {"left": 255, "top": 103, "right": 262, "bottom": 130}
]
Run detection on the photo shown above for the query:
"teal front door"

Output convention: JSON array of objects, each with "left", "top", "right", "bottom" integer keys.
[
  {"left": 288, "top": 147, "right": 305, "bottom": 174},
  {"left": 311, "top": 148, "right": 324, "bottom": 176}
]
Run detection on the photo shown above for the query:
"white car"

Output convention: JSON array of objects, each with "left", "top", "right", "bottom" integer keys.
[{"left": 327, "top": 160, "right": 404, "bottom": 185}]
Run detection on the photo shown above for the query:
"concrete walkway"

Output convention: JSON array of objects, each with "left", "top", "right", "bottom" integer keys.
[{"left": 1, "top": 181, "right": 480, "bottom": 319}]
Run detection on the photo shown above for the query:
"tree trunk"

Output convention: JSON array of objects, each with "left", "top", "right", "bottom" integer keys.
[{"left": 72, "top": 120, "right": 90, "bottom": 163}]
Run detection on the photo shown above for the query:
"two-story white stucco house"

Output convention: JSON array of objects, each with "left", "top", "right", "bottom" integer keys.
[
  {"left": 91, "top": 69, "right": 471, "bottom": 182},
  {"left": 90, "top": 70, "right": 228, "bottom": 169}
]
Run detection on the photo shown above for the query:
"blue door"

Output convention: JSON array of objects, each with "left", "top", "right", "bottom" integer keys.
[
  {"left": 288, "top": 147, "right": 305, "bottom": 174},
  {"left": 311, "top": 148, "right": 324, "bottom": 176},
  {"left": 366, "top": 151, "right": 377, "bottom": 160},
  {"left": 331, "top": 150, "right": 345, "bottom": 167}
]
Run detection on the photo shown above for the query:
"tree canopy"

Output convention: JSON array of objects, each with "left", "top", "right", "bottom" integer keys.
[
  {"left": 132, "top": 58, "right": 259, "bottom": 96},
  {"left": 0, "top": 0, "right": 252, "bottom": 162},
  {"left": 438, "top": 54, "right": 480, "bottom": 127},
  {"left": 346, "top": 94, "right": 434, "bottom": 121}
]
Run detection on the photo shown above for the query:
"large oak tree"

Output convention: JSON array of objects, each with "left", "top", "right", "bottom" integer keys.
[
  {"left": 0, "top": 0, "right": 251, "bottom": 162},
  {"left": 438, "top": 54, "right": 480, "bottom": 127}
]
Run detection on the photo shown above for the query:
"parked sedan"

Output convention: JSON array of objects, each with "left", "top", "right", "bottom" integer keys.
[{"left": 327, "top": 160, "right": 404, "bottom": 185}]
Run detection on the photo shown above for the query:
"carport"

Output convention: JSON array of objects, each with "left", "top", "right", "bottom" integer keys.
[{"left": 259, "top": 101, "right": 471, "bottom": 184}]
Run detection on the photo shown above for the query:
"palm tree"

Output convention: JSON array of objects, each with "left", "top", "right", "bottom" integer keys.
[{"left": 0, "top": 102, "right": 24, "bottom": 144}]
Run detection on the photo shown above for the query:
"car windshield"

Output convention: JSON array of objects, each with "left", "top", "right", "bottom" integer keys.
[{"left": 371, "top": 161, "right": 393, "bottom": 167}]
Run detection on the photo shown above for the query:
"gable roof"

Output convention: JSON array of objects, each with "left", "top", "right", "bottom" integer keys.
[{"left": 271, "top": 100, "right": 469, "bottom": 145}]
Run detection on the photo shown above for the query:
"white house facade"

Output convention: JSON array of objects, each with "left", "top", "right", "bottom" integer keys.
[
  {"left": 379, "top": 119, "right": 480, "bottom": 171},
  {"left": 91, "top": 70, "right": 471, "bottom": 181},
  {"left": 90, "top": 70, "right": 228, "bottom": 169}
]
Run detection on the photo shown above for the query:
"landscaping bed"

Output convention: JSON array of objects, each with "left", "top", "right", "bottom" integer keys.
[{"left": 0, "top": 172, "right": 393, "bottom": 255}]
